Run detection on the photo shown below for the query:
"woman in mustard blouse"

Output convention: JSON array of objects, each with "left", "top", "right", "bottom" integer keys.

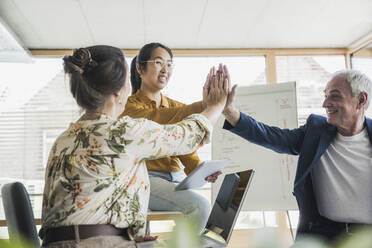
[{"left": 120, "top": 43, "right": 222, "bottom": 233}]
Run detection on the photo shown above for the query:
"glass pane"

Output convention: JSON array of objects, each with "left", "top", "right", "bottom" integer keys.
[
  {"left": 276, "top": 56, "right": 346, "bottom": 125},
  {"left": 0, "top": 58, "right": 74, "bottom": 238},
  {"left": 165, "top": 56, "right": 267, "bottom": 233},
  {"left": 351, "top": 57, "right": 372, "bottom": 118},
  {"left": 287, "top": 210, "right": 299, "bottom": 229},
  {"left": 165, "top": 56, "right": 266, "bottom": 104},
  {"left": 0, "top": 55, "right": 266, "bottom": 235},
  {"left": 165, "top": 56, "right": 266, "bottom": 162}
]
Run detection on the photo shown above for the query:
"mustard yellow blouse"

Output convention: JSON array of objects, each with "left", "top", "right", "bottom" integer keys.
[{"left": 120, "top": 90, "right": 203, "bottom": 175}]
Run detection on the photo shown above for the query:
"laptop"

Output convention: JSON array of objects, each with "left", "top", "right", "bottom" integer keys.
[
  {"left": 200, "top": 169, "right": 255, "bottom": 248},
  {"left": 138, "top": 169, "right": 254, "bottom": 248}
]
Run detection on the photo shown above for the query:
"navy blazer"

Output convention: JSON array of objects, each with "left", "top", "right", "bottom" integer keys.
[{"left": 223, "top": 113, "right": 372, "bottom": 237}]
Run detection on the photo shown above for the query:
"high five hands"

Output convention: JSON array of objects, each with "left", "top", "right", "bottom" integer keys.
[
  {"left": 202, "top": 64, "right": 237, "bottom": 114},
  {"left": 202, "top": 64, "right": 237, "bottom": 183}
]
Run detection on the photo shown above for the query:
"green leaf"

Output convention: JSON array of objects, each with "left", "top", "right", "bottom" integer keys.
[
  {"left": 106, "top": 139, "right": 124, "bottom": 154},
  {"left": 72, "top": 174, "right": 80, "bottom": 180},
  {"left": 124, "top": 139, "right": 133, "bottom": 146},
  {"left": 90, "top": 155, "right": 105, "bottom": 164},
  {"left": 49, "top": 191, "right": 57, "bottom": 208},
  {"left": 93, "top": 131, "right": 102, "bottom": 136},
  {"left": 60, "top": 181, "right": 73, "bottom": 191},
  {"left": 150, "top": 139, "right": 157, "bottom": 148},
  {"left": 93, "top": 122, "right": 106, "bottom": 128},
  {"left": 82, "top": 136, "right": 90, "bottom": 148},
  {"left": 137, "top": 138, "right": 144, "bottom": 145},
  {"left": 64, "top": 158, "right": 72, "bottom": 172},
  {"left": 154, "top": 148, "right": 163, "bottom": 157},
  {"left": 94, "top": 183, "right": 110, "bottom": 192},
  {"left": 60, "top": 147, "right": 69, "bottom": 154},
  {"left": 76, "top": 132, "right": 84, "bottom": 141},
  {"left": 47, "top": 159, "right": 56, "bottom": 177}
]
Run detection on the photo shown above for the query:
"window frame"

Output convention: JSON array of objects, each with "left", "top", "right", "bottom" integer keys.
[{"left": 0, "top": 48, "right": 351, "bottom": 237}]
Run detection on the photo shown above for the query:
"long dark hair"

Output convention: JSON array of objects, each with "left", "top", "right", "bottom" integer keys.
[
  {"left": 63, "top": 45, "right": 127, "bottom": 111},
  {"left": 131, "top": 43, "right": 173, "bottom": 94}
]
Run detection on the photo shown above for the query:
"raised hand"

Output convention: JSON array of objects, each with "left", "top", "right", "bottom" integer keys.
[
  {"left": 222, "top": 65, "right": 237, "bottom": 114},
  {"left": 217, "top": 65, "right": 240, "bottom": 126},
  {"left": 202, "top": 67, "right": 215, "bottom": 110},
  {"left": 205, "top": 64, "right": 228, "bottom": 109},
  {"left": 200, "top": 64, "right": 230, "bottom": 126}
]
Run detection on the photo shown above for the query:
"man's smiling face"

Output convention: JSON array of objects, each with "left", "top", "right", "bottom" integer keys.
[{"left": 322, "top": 73, "right": 361, "bottom": 134}]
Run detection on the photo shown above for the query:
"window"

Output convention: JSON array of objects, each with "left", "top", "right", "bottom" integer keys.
[
  {"left": 276, "top": 56, "right": 346, "bottom": 125},
  {"left": 4, "top": 54, "right": 353, "bottom": 236},
  {"left": 42, "top": 129, "right": 65, "bottom": 167},
  {"left": 165, "top": 56, "right": 266, "bottom": 162},
  {"left": 150, "top": 55, "right": 267, "bottom": 232},
  {"left": 0, "top": 58, "right": 74, "bottom": 238},
  {"left": 351, "top": 45, "right": 372, "bottom": 118},
  {"left": 0, "top": 55, "right": 266, "bottom": 237},
  {"left": 275, "top": 55, "right": 346, "bottom": 230}
]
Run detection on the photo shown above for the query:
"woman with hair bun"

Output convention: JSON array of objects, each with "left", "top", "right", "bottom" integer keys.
[
  {"left": 120, "top": 42, "right": 225, "bottom": 233},
  {"left": 40, "top": 45, "right": 228, "bottom": 247}
]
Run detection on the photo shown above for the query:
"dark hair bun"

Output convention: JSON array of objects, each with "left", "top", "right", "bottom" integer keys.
[
  {"left": 64, "top": 45, "right": 127, "bottom": 111},
  {"left": 64, "top": 48, "right": 98, "bottom": 74}
]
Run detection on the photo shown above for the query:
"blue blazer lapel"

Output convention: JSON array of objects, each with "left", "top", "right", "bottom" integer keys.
[
  {"left": 313, "top": 125, "right": 337, "bottom": 164},
  {"left": 295, "top": 124, "right": 337, "bottom": 187},
  {"left": 365, "top": 117, "right": 372, "bottom": 144}
]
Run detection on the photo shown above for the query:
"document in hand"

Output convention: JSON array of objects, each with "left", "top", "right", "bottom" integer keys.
[{"left": 175, "top": 159, "right": 231, "bottom": 191}]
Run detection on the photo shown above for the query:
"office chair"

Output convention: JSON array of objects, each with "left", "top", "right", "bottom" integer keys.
[{"left": 1, "top": 182, "right": 41, "bottom": 248}]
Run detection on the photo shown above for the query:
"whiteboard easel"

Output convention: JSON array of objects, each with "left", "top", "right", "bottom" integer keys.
[{"left": 211, "top": 82, "right": 299, "bottom": 211}]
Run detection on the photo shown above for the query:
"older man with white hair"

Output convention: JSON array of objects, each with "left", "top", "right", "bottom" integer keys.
[{"left": 221, "top": 69, "right": 372, "bottom": 241}]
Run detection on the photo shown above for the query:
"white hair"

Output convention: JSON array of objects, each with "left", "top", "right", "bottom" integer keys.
[{"left": 332, "top": 69, "right": 372, "bottom": 109}]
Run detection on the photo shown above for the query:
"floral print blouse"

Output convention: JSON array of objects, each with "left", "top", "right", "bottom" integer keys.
[{"left": 40, "top": 113, "right": 212, "bottom": 236}]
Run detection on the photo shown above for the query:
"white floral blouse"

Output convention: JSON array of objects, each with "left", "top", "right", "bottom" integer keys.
[{"left": 40, "top": 114, "right": 212, "bottom": 236}]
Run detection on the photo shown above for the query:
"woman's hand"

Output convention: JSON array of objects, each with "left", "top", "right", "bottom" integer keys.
[
  {"left": 134, "top": 235, "right": 158, "bottom": 243},
  {"left": 202, "top": 67, "right": 214, "bottom": 110},
  {"left": 205, "top": 64, "right": 228, "bottom": 109},
  {"left": 200, "top": 64, "right": 229, "bottom": 126},
  {"left": 205, "top": 171, "right": 222, "bottom": 183}
]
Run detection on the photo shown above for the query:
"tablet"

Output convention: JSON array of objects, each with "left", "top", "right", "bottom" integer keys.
[{"left": 175, "top": 159, "right": 231, "bottom": 191}]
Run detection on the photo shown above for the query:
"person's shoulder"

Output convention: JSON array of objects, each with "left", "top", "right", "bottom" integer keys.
[
  {"left": 127, "top": 94, "right": 142, "bottom": 104},
  {"left": 166, "top": 96, "right": 186, "bottom": 107},
  {"left": 125, "top": 94, "right": 148, "bottom": 109},
  {"left": 307, "top": 114, "right": 326, "bottom": 121},
  {"left": 113, "top": 115, "right": 149, "bottom": 131},
  {"left": 365, "top": 116, "right": 372, "bottom": 130},
  {"left": 306, "top": 114, "right": 328, "bottom": 127}
]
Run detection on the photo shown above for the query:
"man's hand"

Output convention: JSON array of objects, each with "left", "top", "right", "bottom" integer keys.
[
  {"left": 221, "top": 65, "right": 238, "bottom": 115},
  {"left": 205, "top": 171, "right": 222, "bottom": 183}
]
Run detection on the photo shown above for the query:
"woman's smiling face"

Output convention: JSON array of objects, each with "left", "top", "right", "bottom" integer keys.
[{"left": 139, "top": 47, "right": 173, "bottom": 92}]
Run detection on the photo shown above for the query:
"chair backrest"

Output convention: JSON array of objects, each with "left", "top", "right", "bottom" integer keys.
[{"left": 1, "top": 182, "right": 40, "bottom": 248}]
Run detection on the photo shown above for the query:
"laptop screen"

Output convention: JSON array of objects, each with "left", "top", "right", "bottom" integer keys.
[{"left": 203, "top": 169, "right": 254, "bottom": 243}]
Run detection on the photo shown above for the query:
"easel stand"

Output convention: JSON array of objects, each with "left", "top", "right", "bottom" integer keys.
[{"left": 286, "top": 210, "right": 295, "bottom": 241}]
